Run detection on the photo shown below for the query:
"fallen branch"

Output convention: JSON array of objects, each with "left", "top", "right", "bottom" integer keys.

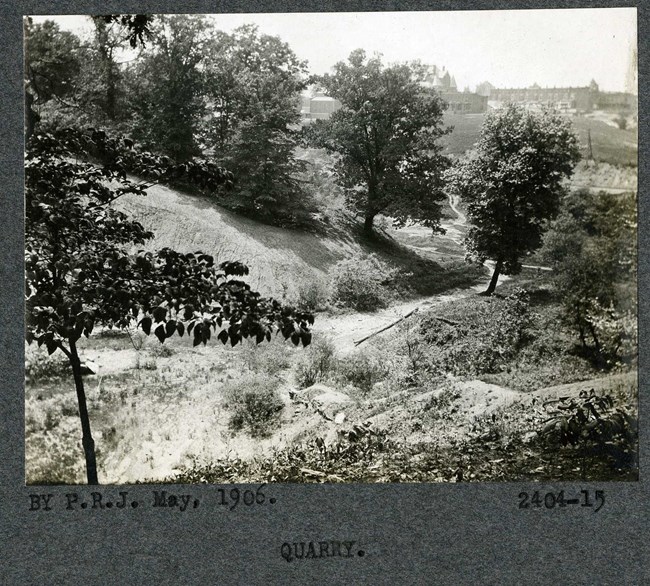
[
  {"left": 354, "top": 309, "right": 459, "bottom": 347},
  {"left": 354, "top": 308, "right": 419, "bottom": 346},
  {"left": 429, "top": 315, "right": 460, "bottom": 326}
]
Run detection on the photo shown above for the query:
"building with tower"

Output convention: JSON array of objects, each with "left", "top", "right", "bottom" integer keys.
[{"left": 420, "top": 66, "right": 488, "bottom": 114}]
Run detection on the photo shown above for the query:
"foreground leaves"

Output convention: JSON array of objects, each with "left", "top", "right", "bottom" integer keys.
[{"left": 25, "top": 128, "right": 314, "bottom": 354}]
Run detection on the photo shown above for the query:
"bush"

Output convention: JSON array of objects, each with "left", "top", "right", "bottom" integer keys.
[
  {"left": 294, "top": 337, "right": 338, "bottom": 389},
  {"left": 294, "top": 277, "right": 331, "bottom": 312},
  {"left": 540, "top": 388, "right": 638, "bottom": 476},
  {"left": 337, "top": 349, "right": 390, "bottom": 395},
  {"left": 25, "top": 347, "right": 71, "bottom": 383},
  {"left": 330, "top": 254, "right": 398, "bottom": 311},
  {"left": 415, "top": 288, "right": 532, "bottom": 377},
  {"left": 579, "top": 300, "right": 637, "bottom": 369},
  {"left": 223, "top": 375, "right": 284, "bottom": 438},
  {"left": 150, "top": 344, "right": 175, "bottom": 358}
]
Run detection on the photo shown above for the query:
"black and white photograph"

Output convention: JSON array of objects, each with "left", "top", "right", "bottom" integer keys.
[{"left": 24, "top": 8, "right": 638, "bottom": 487}]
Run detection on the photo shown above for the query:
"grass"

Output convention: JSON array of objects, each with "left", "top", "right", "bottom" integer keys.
[
  {"left": 26, "top": 280, "right": 637, "bottom": 484},
  {"left": 355, "top": 226, "right": 486, "bottom": 298},
  {"left": 441, "top": 112, "right": 637, "bottom": 166}
]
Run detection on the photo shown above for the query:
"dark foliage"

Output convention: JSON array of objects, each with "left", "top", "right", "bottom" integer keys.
[
  {"left": 307, "top": 50, "right": 451, "bottom": 233},
  {"left": 25, "top": 126, "right": 313, "bottom": 484},
  {"left": 542, "top": 189, "right": 637, "bottom": 368},
  {"left": 446, "top": 104, "right": 581, "bottom": 294}
]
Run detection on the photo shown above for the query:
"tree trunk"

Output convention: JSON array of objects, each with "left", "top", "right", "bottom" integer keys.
[
  {"left": 69, "top": 339, "right": 99, "bottom": 485},
  {"left": 482, "top": 260, "right": 503, "bottom": 296},
  {"left": 105, "top": 61, "right": 116, "bottom": 120},
  {"left": 364, "top": 213, "right": 375, "bottom": 233},
  {"left": 576, "top": 307, "right": 588, "bottom": 351},
  {"left": 25, "top": 90, "right": 39, "bottom": 141}
]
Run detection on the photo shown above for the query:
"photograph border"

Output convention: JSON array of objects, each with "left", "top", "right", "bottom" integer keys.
[{"left": 2, "top": 1, "right": 648, "bottom": 583}]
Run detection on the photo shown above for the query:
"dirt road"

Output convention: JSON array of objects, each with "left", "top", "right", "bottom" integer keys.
[{"left": 313, "top": 194, "right": 487, "bottom": 353}]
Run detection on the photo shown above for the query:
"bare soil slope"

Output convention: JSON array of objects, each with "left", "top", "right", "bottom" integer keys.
[{"left": 114, "top": 184, "right": 362, "bottom": 298}]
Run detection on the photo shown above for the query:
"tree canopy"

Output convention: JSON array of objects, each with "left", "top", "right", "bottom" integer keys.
[
  {"left": 24, "top": 19, "right": 82, "bottom": 104},
  {"left": 26, "top": 16, "right": 315, "bottom": 227},
  {"left": 201, "top": 25, "right": 311, "bottom": 226},
  {"left": 446, "top": 104, "right": 581, "bottom": 294},
  {"left": 126, "top": 15, "right": 211, "bottom": 161},
  {"left": 307, "top": 49, "right": 451, "bottom": 233},
  {"left": 542, "top": 188, "right": 636, "bottom": 367},
  {"left": 25, "top": 125, "right": 313, "bottom": 484}
]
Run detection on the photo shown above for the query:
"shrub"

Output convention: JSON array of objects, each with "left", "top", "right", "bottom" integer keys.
[
  {"left": 25, "top": 347, "right": 71, "bottom": 383},
  {"left": 330, "top": 254, "right": 398, "bottom": 311},
  {"left": 579, "top": 300, "right": 637, "bottom": 369},
  {"left": 150, "top": 344, "right": 175, "bottom": 358},
  {"left": 294, "top": 337, "right": 337, "bottom": 389},
  {"left": 223, "top": 375, "right": 284, "bottom": 438},
  {"left": 540, "top": 388, "right": 638, "bottom": 476},
  {"left": 295, "top": 277, "right": 331, "bottom": 312},
  {"left": 337, "top": 349, "right": 390, "bottom": 395},
  {"left": 415, "top": 288, "right": 532, "bottom": 377}
]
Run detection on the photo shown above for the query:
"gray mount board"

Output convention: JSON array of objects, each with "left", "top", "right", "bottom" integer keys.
[{"left": 2, "top": 1, "right": 648, "bottom": 584}]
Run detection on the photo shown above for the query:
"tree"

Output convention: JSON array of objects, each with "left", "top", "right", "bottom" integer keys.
[
  {"left": 24, "top": 16, "right": 146, "bottom": 136},
  {"left": 202, "top": 25, "right": 310, "bottom": 225},
  {"left": 307, "top": 50, "right": 451, "bottom": 233},
  {"left": 125, "top": 15, "right": 211, "bottom": 160},
  {"left": 24, "top": 18, "right": 83, "bottom": 137},
  {"left": 542, "top": 189, "right": 636, "bottom": 367},
  {"left": 83, "top": 17, "right": 129, "bottom": 123},
  {"left": 97, "top": 14, "right": 154, "bottom": 48},
  {"left": 24, "top": 19, "right": 82, "bottom": 104},
  {"left": 446, "top": 104, "right": 581, "bottom": 295},
  {"left": 25, "top": 127, "right": 313, "bottom": 484}
]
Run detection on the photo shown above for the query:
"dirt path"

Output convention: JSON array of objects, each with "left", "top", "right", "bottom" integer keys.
[
  {"left": 314, "top": 194, "right": 487, "bottom": 353},
  {"left": 313, "top": 288, "right": 480, "bottom": 353},
  {"left": 312, "top": 188, "right": 563, "bottom": 353}
]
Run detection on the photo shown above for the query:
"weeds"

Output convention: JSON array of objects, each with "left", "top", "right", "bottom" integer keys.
[
  {"left": 241, "top": 337, "right": 293, "bottom": 376},
  {"left": 294, "top": 337, "right": 337, "bottom": 388},
  {"left": 330, "top": 254, "right": 398, "bottom": 311},
  {"left": 294, "top": 277, "right": 331, "bottom": 312},
  {"left": 25, "top": 347, "right": 71, "bottom": 383},
  {"left": 337, "top": 349, "right": 390, "bottom": 395},
  {"left": 223, "top": 375, "right": 285, "bottom": 438},
  {"left": 150, "top": 344, "right": 175, "bottom": 358}
]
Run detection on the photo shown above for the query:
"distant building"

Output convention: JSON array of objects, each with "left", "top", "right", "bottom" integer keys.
[
  {"left": 420, "top": 66, "right": 487, "bottom": 114},
  {"left": 482, "top": 79, "right": 636, "bottom": 114},
  {"left": 309, "top": 96, "right": 343, "bottom": 119},
  {"left": 300, "top": 94, "right": 342, "bottom": 123},
  {"left": 595, "top": 91, "right": 637, "bottom": 112},
  {"left": 486, "top": 80, "right": 598, "bottom": 112}
]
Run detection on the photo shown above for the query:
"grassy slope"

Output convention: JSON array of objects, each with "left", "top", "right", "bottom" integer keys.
[
  {"left": 114, "top": 183, "right": 362, "bottom": 299},
  {"left": 114, "top": 177, "right": 482, "bottom": 304},
  {"left": 441, "top": 112, "right": 638, "bottom": 167}
]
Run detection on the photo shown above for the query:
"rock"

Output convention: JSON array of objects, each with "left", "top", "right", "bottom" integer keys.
[
  {"left": 334, "top": 412, "right": 346, "bottom": 424},
  {"left": 80, "top": 360, "right": 96, "bottom": 375},
  {"left": 523, "top": 431, "right": 537, "bottom": 444},
  {"left": 300, "top": 383, "right": 352, "bottom": 404},
  {"left": 293, "top": 384, "right": 353, "bottom": 421}
]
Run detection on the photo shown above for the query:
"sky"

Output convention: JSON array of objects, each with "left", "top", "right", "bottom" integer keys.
[{"left": 31, "top": 8, "right": 637, "bottom": 93}]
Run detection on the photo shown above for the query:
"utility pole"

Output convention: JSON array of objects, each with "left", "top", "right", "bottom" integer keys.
[{"left": 587, "top": 128, "right": 594, "bottom": 161}]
